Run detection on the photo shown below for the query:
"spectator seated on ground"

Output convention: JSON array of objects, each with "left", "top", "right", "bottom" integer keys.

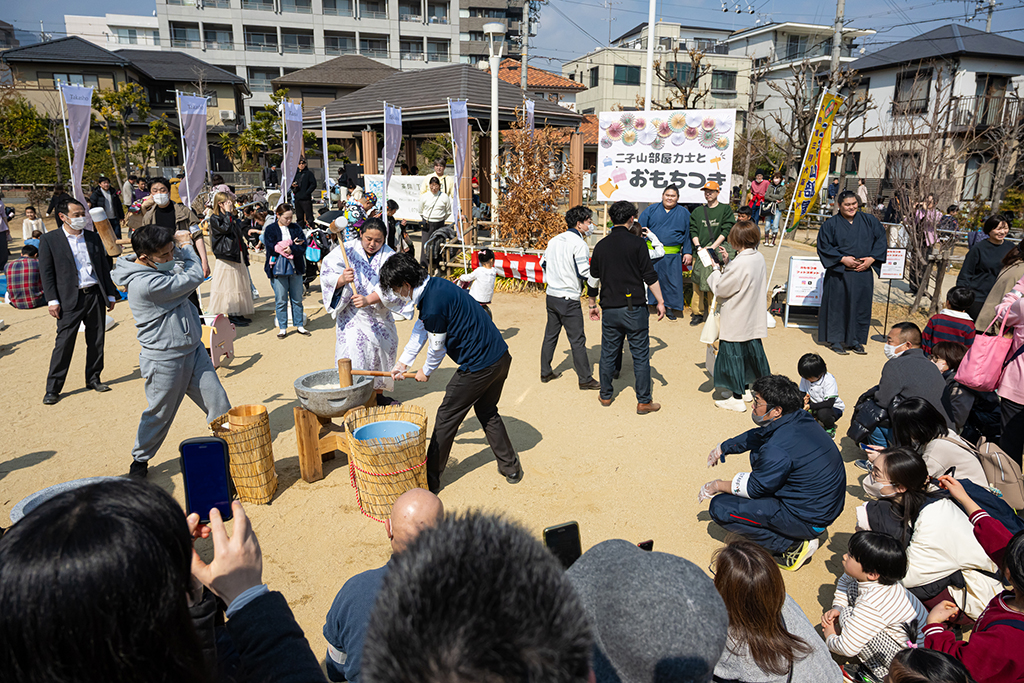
[
  {"left": 857, "top": 448, "right": 1003, "bottom": 623},
  {"left": 921, "top": 286, "right": 976, "bottom": 355},
  {"left": 887, "top": 396, "right": 988, "bottom": 488},
  {"left": 4, "top": 245, "right": 46, "bottom": 309},
  {"left": 361, "top": 511, "right": 592, "bottom": 683},
  {"left": 699, "top": 374, "right": 846, "bottom": 571},
  {"left": 0, "top": 478, "right": 327, "bottom": 683},
  {"left": 931, "top": 341, "right": 1001, "bottom": 443},
  {"left": 851, "top": 322, "right": 953, "bottom": 446},
  {"left": 886, "top": 649, "right": 978, "bottom": 683},
  {"left": 323, "top": 489, "right": 444, "bottom": 683},
  {"left": 711, "top": 539, "right": 840, "bottom": 683},
  {"left": 566, "top": 538, "right": 729, "bottom": 683},
  {"left": 922, "top": 475, "right": 1024, "bottom": 683}
]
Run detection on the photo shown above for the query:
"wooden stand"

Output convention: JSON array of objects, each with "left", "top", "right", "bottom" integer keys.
[{"left": 294, "top": 406, "right": 347, "bottom": 484}]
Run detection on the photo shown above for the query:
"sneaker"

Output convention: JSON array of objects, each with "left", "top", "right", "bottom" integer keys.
[
  {"left": 127, "top": 460, "right": 148, "bottom": 479},
  {"left": 777, "top": 538, "right": 819, "bottom": 571},
  {"left": 742, "top": 389, "right": 753, "bottom": 402},
  {"left": 715, "top": 396, "right": 747, "bottom": 412},
  {"left": 277, "top": 329, "right": 287, "bottom": 339},
  {"left": 296, "top": 326, "right": 311, "bottom": 336},
  {"left": 690, "top": 314, "right": 705, "bottom": 326},
  {"left": 842, "top": 662, "right": 880, "bottom": 683},
  {"left": 854, "top": 458, "right": 872, "bottom": 472},
  {"left": 665, "top": 311, "right": 677, "bottom": 321},
  {"left": 825, "top": 426, "right": 837, "bottom": 437}
]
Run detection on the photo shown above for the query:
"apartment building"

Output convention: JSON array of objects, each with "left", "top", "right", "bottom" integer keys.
[
  {"left": 65, "top": 14, "right": 162, "bottom": 50},
  {"left": 562, "top": 22, "right": 750, "bottom": 123}
]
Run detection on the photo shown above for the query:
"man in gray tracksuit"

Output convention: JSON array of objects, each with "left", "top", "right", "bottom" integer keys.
[{"left": 112, "top": 224, "right": 232, "bottom": 478}]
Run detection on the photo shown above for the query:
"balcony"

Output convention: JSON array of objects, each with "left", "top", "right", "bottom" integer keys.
[
  {"left": 204, "top": 0, "right": 231, "bottom": 7},
  {"left": 170, "top": 26, "right": 201, "bottom": 49},
  {"left": 323, "top": 0, "right": 353, "bottom": 14},
  {"left": 427, "top": 52, "right": 449, "bottom": 62},
  {"left": 245, "top": 32, "right": 278, "bottom": 52},
  {"left": 359, "top": 2, "right": 387, "bottom": 18},
  {"left": 362, "top": 48, "right": 388, "bottom": 57},
  {"left": 400, "top": 13, "right": 423, "bottom": 21},
  {"left": 325, "top": 34, "right": 357, "bottom": 54},
  {"left": 281, "top": 0, "right": 313, "bottom": 13},
  {"left": 281, "top": 35, "right": 314, "bottom": 54},
  {"left": 241, "top": 0, "right": 274, "bottom": 9},
  {"left": 949, "top": 95, "right": 1024, "bottom": 130},
  {"left": 427, "top": 15, "right": 449, "bottom": 24},
  {"left": 401, "top": 50, "right": 424, "bottom": 60}
]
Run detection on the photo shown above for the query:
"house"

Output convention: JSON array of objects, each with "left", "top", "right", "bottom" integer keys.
[
  {"left": 840, "top": 24, "right": 1024, "bottom": 205},
  {"left": 494, "top": 58, "right": 585, "bottom": 111},
  {"left": 562, "top": 21, "right": 751, "bottom": 121},
  {"left": 0, "top": 36, "right": 250, "bottom": 170}
]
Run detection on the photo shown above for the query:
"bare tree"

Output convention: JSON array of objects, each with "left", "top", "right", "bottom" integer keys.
[
  {"left": 833, "top": 69, "right": 879, "bottom": 184},
  {"left": 763, "top": 58, "right": 820, "bottom": 176},
  {"left": 635, "top": 48, "right": 712, "bottom": 111},
  {"left": 969, "top": 84, "right": 1024, "bottom": 213}
]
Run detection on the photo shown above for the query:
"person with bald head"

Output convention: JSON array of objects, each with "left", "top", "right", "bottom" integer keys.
[{"left": 323, "top": 489, "right": 444, "bottom": 682}]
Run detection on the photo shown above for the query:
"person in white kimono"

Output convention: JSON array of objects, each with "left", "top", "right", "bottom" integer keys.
[{"left": 320, "top": 218, "right": 402, "bottom": 404}]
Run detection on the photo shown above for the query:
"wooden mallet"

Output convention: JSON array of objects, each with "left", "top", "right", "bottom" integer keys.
[{"left": 337, "top": 358, "right": 415, "bottom": 386}]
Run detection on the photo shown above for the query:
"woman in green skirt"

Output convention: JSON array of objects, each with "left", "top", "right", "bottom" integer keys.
[{"left": 708, "top": 219, "right": 771, "bottom": 412}]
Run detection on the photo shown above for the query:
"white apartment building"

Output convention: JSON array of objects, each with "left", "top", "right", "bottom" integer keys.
[
  {"left": 65, "top": 14, "right": 162, "bottom": 50},
  {"left": 562, "top": 22, "right": 751, "bottom": 124}
]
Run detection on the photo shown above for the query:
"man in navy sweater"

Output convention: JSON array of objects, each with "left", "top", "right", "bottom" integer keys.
[
  {"left": 698, "top": 374, "right": 845, "bottom": 571},
  {"left": 383, "top": 252, "right": 522, "bottom": 492}
]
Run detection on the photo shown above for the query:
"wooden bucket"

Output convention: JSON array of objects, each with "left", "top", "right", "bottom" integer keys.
[
  {"left": 211, "top": 405, "right": 278, "bottom": 504},
  {"left": 344, "top": 405, "right": 428, "bottom": 522}
]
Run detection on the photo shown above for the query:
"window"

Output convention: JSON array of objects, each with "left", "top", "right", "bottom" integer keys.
[
  {"left": 114, "top": 28, "right": 138, "bottom": 44},
  {"left": 469, "top": 8, "right": 505, "bottom": 17},
  {"left": 785, "top": 35, "right": 807, "bottom": 60},
  {"left": 359, "top": 0, "right": 387, "bottom": 18},
  {"left": 664, "top": 61, "right": 692, "bottom": 85},
  {"left": 325, "top": 33, "right": 356, "bottom": 55},
  {"left": 205, "top": 0, "right": 230, "bottom": 7},
  {"left": 658, "top": 36, "right": 673, "bottom": 50},
  {"left": 280, "top": 0, "right": 312, "bottom": 13},
  {"left": 427, "top": 40, "right": 449, "bottom": 62},
  {"left": 360, "top": 36, "right": 388, "bottom": 57},
  {"left": 52, "top": 73, "right": 100, "bottom": 89},
  {"left": 170, "top": 23, "right": 201, "bottom": 48},
  {"left": 281, "top": 31, "right": 314, "bottom": 54},
  {"left": 963, "top": 153, "right": 995, "bottom": 201},
  {"left": 884, "top": 152, "right": 919, "bottom": 186},
  {"left": 400, "top": 39, "right": 424, "bottom": 59},
  {"left": 247, "top": 67, "right": 278, "bottom": 93},
  {"left": 844, "top": 152, "right": 861, "bottom": 175},
  {"left": 241, "top": 0, "right": 274, "bottom": 8},
  {"left": 582, "top": 107, "right": 595, "bottom": 115},
  {"left": 204, "top": 27, "right": 234, "bottom": 50},
  {"left": 245, "top": 29, "right": 278, "bottom": 52},
  {"left": 893, "top": 69, "right": 931, "bottom": 114},
  {"left": 399, "top": 2, "right": 421, "bottom": 21},
  {"left": 614, "top": 65, "right": 640, "bottom": 86},
  {"left": 753, "top": 56, "right": 768, "bottom": 69},
  {"left": 427, "top": 3, "right": 448, "bottom": 23},
  {"left": 589, "top": 66, "right": 599, "bottom": 88},
  {"left": 693, "top": 37, "right": 715, "bottom": 51},
  {"left": 710, "top": 70, "right": 736, "bottom": 93},
  {"left": 323, "top": 0, "right": 353, "bottom": 14}
]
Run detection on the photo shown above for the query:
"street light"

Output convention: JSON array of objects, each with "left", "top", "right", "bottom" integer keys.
[{"left": 484, "top": 21, "right": 505, "bottom": 225}]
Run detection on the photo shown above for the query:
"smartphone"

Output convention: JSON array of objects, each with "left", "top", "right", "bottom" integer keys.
[
  {"left": 637, "top": 539, "right": 654, "bottom": 552},
  {"left": 179, "top": 437, "right": 234, "bottom": 523},
  {"left": 543, "top": 521, "right": 582, "bottom": 569}
]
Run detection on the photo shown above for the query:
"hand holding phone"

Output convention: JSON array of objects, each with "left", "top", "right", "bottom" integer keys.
[
  {"left": 543, "top": 521, "right": 582, "bottom": 569},
  {"left": 180, "top": 437, "right": 234, "bottom": 524}
]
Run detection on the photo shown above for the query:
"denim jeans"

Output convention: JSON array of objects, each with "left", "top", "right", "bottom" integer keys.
[
  {"left": 599, "top": 306, "right": 652, "bottom": 404},
  {"left": 270, "top": 274, "right": 304, "bottom": 329}
]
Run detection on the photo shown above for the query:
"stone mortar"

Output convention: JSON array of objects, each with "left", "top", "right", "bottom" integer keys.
[{"left": 294, "top": 370, "right": 375, "bottom": 418}]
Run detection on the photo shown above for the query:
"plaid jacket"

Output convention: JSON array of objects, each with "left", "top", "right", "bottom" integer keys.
[{"left": 5, "top": 257, "right": 46, "bottom": 309}]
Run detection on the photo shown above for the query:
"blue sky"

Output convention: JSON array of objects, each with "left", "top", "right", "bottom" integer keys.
[{"left": 5, "top": 0, "right": 1024, "bottom": 67}]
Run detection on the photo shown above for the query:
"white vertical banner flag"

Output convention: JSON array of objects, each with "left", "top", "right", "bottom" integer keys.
[
  {"left": 448, "top": 99, "right": 469, "bottom": 242},
  {"left": 321, "top": 108, "right": 331, "bottom": 208},
  {"left": 280, "top": 101, "right": 304, "bottom": 206},
  {"left": 61, "top": 84, "right": 95, "bottom": 228},
  {"left": 525, "top": 98, "right": 535, "bottom": 138},
  {"left": 382, "top": 103, "right": 402, "bottom": 243},
  {"left": 178, "top": 94, "right": 208, "bottom": 210}
]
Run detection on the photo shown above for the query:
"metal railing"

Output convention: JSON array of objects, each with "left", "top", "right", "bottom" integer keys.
[
  {"left": 361, "top": 47, "right": 388, "bottom": 57},
  {"left": 890, "top": 97, "right": 930, "bottom": 116},
  {"left": 281, "top": 0, "right": 313, "bottom": 13},
  {"left": 325, "top": 43, "right": 358, "bottom": 54},
  {"left": 360, "top": 9, "right": 388, "bottom": 18},
  {"left": 400, "top": 51, "right": 424, "bottom": 60},
  {"left": 399, "top": 12, "right": 422, "bottom": 21},
  {"left": 241, "top": 0, "right": 274, "bottom": 8},
  {"left": 205, "top": 0, "right": 231, "bottom": 7},
  {"left": 245, "top": 34, "right": 279, "bottom": 51},
  {"left": 950, "top": 95, "right": 1024, "bottom": 129},
  {"left": 427, "top": 52, "right": 449, "bottom": 62},
  {"left": 281, "top": 38, "right": 315, "bottom": 54}
]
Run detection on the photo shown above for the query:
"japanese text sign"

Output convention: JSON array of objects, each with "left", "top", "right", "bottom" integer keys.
[
  {"left": 880, "top": 248, "right": 907, "bottom": 280},
  {"left": 787, "top": 256, "right": 826, "bottom": 307}
]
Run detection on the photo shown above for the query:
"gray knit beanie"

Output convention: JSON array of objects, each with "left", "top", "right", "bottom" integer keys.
[{"left": 566, "top": 539, "right": 728, "bottom": 683}]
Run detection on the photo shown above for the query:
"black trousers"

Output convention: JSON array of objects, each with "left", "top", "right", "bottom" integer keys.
[
  {"left": 46, "top": 285, "right": 106, "bottom": 394},
  {"left": 420, "top": 220, "right": 446, "bottom": 266},
  {"left": 426, "top": 351, "right": 518, "bottom": 490},
  {"left": 540, "top": 295, "right": 592, "bottom": 382},
  {"left": 1000, "top": 397, "right": 1024, "bottom": 468},
  {"left": 294, "top": 199, "right": 314, "bottom": 229}
]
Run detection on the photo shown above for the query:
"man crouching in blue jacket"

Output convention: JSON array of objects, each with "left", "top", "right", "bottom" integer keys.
[{"left": 698, "top": 374, "right": 845, "bottom": 571}]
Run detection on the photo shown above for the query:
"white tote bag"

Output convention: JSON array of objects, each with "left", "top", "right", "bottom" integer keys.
[{"left": 699, "top": 295, "right": 719, "bottom": 344}]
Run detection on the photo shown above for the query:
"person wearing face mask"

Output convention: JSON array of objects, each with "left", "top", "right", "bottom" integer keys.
[
  {"left": 698, "top": 374, "right": 845, "bottom": 572},
  {"left": 112, "top": 225, "right": 232, "bottom": 478},
  {"left": 857, "top": 447, "right": 1003, "bottom": 623},
  {"left": 207, "top": 191, "right": 255, "bottom": 327},
  {"left": 320, "top": 218, "right": 403, "bottom": 405},
  {"left": 38, "top": 198, "right": 119, "bottom": 405},
  {"left": 538, "top": 205, "right": 601, "bottom": 389}
]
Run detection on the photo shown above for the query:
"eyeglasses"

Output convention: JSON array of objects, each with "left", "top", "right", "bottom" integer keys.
[{"left": 870, "top": 465, "right": 890, "bottom": 484}]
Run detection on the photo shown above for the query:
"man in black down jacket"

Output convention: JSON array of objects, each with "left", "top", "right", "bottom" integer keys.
[{"left": 291, "top": 158, "right": 317, "bottom": 228}]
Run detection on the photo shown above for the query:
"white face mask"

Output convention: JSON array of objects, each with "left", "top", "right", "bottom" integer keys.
[
  {"left": 862, "top": 472, "right": 898, "bottom": 499},
  {"left": 152, "top": 193, "right": 170, "bottom": 207},
  {"left": 67, "top": 216, "right": 87, "bottom": 230},
  {"left": 883, "top": 343, "right": 906, "bottom": 360}
]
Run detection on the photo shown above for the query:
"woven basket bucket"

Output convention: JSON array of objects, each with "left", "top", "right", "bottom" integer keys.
[
  {"left": 344, "top": 405, "right": 429, "bottom": 521},
  {"left": 210, "top": 405, "right": 278, "bottom": 504}
]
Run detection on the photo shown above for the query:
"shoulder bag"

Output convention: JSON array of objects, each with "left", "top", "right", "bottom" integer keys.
[
  {"left": 954, "top": 315, "right": 1021, "bottom": 392},
  {"left": 700, "top": 294, "right": 720, "bottom": 344}
]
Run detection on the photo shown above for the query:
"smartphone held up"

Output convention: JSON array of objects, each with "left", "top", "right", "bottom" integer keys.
[{"left": 179, "top": 437, "right": 235, "bottom": 523}]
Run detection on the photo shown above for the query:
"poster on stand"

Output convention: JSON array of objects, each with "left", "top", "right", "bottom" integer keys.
[
  {"left": 880, "top": 248, "right": 907, "bottom": 280},
  {"left": 786, "top": 256, "right": 826, "bottom": 307},
  {"left": 595, "top": 109, "right": 735, "bottom": 204},
  {"left": 365, "top": 174, "right": 424, "bottom": 222}
]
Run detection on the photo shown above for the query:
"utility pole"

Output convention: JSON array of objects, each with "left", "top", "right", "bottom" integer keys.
[
  {"left": 521, "top": 0, "right": 529, "bottom": 91},
  {"left": 985, "top": 0, "right": 995, "bottom": 32},
  {"left": 829, "top": 0, "right": 845, "bottom": 87}
]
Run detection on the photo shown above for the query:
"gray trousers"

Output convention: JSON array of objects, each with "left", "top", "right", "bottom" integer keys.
[
  {"left": 132, "top": 345, "right": 232, "bottom": 462},
  {"left": 540, "top": 295, "right": 593, "bottom": 382}
]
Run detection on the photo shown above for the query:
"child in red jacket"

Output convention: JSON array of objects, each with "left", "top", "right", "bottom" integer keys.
[{"left": 923, "top": 475, "right": 1024, "bottom": 683}]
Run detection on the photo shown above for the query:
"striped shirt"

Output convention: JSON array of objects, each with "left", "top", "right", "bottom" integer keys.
[
  {"left": 827, "top": 574, "right": 928, "bottom": 658},
  {"left": 922, "top": 309, "right": 976, "bottom": 354}
]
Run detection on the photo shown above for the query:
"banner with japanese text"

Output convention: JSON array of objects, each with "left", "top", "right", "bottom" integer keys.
[
  {"left": 365, "top": 174, "right": 424, "bottom": 222},
  {"left": 178, "top": 94, "right": 208, "bottom": 210},
  {"left": 382, "top": 103, "right": 402, "bottom": 243},
  {"left": 790, "top": 92, "right": 844, "bottom": 227},
  {"left": 61, "top": 84, "right": 95, "bottom": 228},
  {"left": 525, "top": 99, "right": 535, "bottom": 137},
  {"left": 280, "top": 101, "right": 304, "bottom": 206},
  {"left": 448, "top": 99, "right": 469, "bottom": 241},
  {"left": 595, "top": 109, "right": 735, "bottom": 204}
]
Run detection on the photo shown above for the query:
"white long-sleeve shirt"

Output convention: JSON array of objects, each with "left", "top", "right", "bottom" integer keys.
[
  {"left": 798, "top": 372, "right": 845, "bottom": 412},
  {"left": 397, "top": 277, "right": 447, "bottom": 376},
  {"left": 459, "top": 265, "right": 495, "bottom": 304},
  {"left": 827, "top": 575, "right": 927, "bottom": 658},
  {"left": 419, "top": 192, "right": 452, "bottom": 222},
  {"left": 541, "top": 229, "right": 592, "bottom": 299}
]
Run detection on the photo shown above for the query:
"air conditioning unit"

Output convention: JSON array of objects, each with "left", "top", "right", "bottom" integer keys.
[{"left": 220, "top": 110, "right": 236, "bottom": 121}]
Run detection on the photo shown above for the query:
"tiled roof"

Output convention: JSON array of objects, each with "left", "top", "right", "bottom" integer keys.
[
  {"left": 848, "top": 24, "right": 1024, "bottom": 73},
  {"left": 271, "top": 55, "right": 398, "bottom": 88},
  {"left": 115, "top": 49, "right": 247, "bottom": 88},
  {"left": 497, "top": 58, "right": 586, "bottom": 92},
  {"left": 578, "top": 113, "right": 599, "bottom": 145},
  {"left": 0, "top": 36, "right": 129, "bottom": 66}
]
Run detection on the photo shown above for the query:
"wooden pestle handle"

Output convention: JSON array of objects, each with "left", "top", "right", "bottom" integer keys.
[
  {"left": 338, "top": 244, "right": 360, "bottom": 298},
  {"left": 352, "top": 370, "right": 417, "bottom": 378}
]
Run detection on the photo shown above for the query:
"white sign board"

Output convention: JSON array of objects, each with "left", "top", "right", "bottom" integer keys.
[
  {"left": 787, "top": 256, "right": 826, "bottom": 307},
  {"left": 364, "top": 174, "right": 427, "bottom": 222},
  {"left": 595, "top": 109, "right": 736, "bottom": 204},
  {"left": 880, "top": 248, "right": 907, "bottom": 280}
]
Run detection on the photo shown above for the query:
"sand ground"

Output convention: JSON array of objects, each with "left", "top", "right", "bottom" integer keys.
[{"left": 1, "top": 223, "right": 914, "bottom": 669}]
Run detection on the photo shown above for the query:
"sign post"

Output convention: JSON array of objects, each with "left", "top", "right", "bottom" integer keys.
[
  {"left": 874, "top": 247, "right": 907, "bottom": 341},
  {"left": 784, "top": 256, "right": 826, "bottom": 328}
]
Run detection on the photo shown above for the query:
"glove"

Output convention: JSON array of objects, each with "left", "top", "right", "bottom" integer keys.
[
  {"left": 707, "top": 444, "right": 723, "bottom": 468},
  {"left": 697, "top": 481, "right": 719, "bottom": 503}
]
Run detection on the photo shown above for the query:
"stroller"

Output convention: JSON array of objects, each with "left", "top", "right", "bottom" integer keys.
[{"left": 303, "top": 227, "right": 333, "bottom": 292}]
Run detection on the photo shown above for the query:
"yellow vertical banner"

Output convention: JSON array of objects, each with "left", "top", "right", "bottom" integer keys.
[{"left": 790, "top": 92, "right": 844, "bottom": 228}]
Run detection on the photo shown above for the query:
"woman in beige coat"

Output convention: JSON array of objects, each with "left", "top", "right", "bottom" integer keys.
[
  {"left": 708, "top": 220, "right": 771, "bottom": 412},
  {"left": 975, "top": 243, "right": 1024, "bottom": 331}
]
